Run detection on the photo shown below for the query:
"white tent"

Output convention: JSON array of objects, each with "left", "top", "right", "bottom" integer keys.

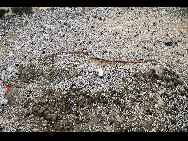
[
  {"left": 96, "top": 68, "right": 104, "bottom": 77},
  {"left": 0, "top": 96, "right": 8, "bottom": 106}
]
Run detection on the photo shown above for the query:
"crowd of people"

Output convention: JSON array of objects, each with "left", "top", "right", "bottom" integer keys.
[{"left": 0, "top": 7, "right": 188, "bottom": 132}]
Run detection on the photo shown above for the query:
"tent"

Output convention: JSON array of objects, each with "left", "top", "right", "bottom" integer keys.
[
  {"left": 0, "top": 96, "right": 8, "bottom": 106},
  {"left": 96, "top": 68, "right": 104, "bottom": 77}
]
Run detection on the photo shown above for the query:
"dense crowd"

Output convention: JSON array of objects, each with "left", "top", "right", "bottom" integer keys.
[{"left": 0, "top": 7, "right": 188, "bottom": 132}]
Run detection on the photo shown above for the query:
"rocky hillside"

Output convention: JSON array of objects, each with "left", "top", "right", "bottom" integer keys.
[{"left": 1, "top": 53, "right": 188, "bottom": 132}]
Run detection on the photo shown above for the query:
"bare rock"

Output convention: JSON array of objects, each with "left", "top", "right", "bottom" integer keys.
[
  {"left": 184, "top": 86, "right": 188, "bottom": 91},
  {"left": 167, "top": 81, "right": 174, "bottom": 88},
  {"left": 26, "top": 110, "right": 32, "bottom": 116},
  {"left": 0, "top": 124, "right": 4, "bottom": 131},
  {"left": 42, "top": 120, "right": 48, "bottom": 127},
  {"left": 38, "top": 69, "right": 43, "bottom": 76},
  {"left": 164, "top": 76, "right": 171, "bottom": 82},
  {"left": 158, "top": 89, "right": 166, "bottom": 96},
  {"left": 11, "top": 82, "right": 26, "bottom": 88},
  {"left": 177, "top": 77, "right": 184, "bottom": 85},
  {"left": 46, "top": 114, "right": 57, "bottom": 121},
  {"left": 156, "top": 67, "right": 164, "bottom": 78},
  {"left": 32, "top": 129, "right": 40, "bottom": 132}
]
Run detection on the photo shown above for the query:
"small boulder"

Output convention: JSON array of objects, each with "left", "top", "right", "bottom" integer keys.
[
  {"left": 167, "top": 81, "right": 174, "bottom": 88},
  {"left": 158, "top": 89, "right": 166, "bottom": 96},
  {"left": 42, "top": 120, "right": 48, "bottom": 127},
  {"left": 184, "top": 86, "right": 188, "bottom": 91},
  {"left": 177, "top": 77, "right": 184, "bottom": 85},
  {"left": 156, "top": 67, "right": 164, "bottom": 78}
]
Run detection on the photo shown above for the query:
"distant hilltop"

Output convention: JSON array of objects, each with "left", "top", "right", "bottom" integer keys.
[{"left": 0, "top": 7, "right": 53, "bottom": 17}]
